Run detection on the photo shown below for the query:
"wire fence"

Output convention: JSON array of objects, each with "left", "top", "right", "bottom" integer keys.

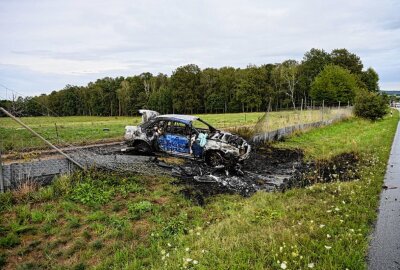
[{"left": 254, "top": 106, "right": 353, "bottom": 135}]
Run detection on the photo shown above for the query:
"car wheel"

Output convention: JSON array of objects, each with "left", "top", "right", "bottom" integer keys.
[
  {"left": 205, "top": 151, "right": 225, "bottom": 167},
  {"left": 134, "top": 141, "right": 151, "bottom": 154}
]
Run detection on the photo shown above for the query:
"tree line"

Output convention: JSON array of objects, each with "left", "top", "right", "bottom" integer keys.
[{"left": 0, "top": 48, "right": 381, "bottom": 117}]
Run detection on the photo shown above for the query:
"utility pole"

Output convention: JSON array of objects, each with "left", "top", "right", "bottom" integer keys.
[{"left": 0, "top": 107, "right": 84, "bottom": 170}]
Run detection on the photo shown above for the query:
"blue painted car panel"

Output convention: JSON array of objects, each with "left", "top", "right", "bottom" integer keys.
[{"left": 158, "top": 134, "right": 190, "bottom": 154}]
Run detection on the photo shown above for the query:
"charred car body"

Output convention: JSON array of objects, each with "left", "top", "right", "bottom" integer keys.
[{"left": 124, "top": 110, "right": 251, "bottom": 166}]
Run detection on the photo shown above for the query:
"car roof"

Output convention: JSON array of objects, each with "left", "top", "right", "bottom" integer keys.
[{"left": 155, "top": 114, "right": 199, "bottom": 122}]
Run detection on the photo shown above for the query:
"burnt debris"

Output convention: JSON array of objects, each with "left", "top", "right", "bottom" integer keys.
[
  {"left": 81, "top": 143, "right": 360, "bottom": 205},
  {"left": 156, "top": 147, "right": 360, "bottom": 204}
]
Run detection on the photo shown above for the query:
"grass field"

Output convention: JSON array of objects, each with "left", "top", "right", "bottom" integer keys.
[
  {"left": 0, "top": 112, "right": 264, "bottom": 152},
  {"left": 0, "top": 110, "right": 398, "bottom": 269}
]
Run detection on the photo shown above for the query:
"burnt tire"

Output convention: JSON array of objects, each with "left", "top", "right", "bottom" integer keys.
[
  {"left": 205, "top": 151, "right": 225, "bottom": 167},
  {"left": 134, "top": 141, "right": 151, "bottom": 154}
]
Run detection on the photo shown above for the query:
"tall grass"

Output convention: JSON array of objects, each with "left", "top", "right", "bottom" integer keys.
[{"left": 254, "top": 107, "right": 353, "bottom": 134}]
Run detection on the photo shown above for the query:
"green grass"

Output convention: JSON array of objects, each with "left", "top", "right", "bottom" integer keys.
[
  {"left": 0, "top": 112, "right": 264, "bottom": 152},
  {"left": 0, "top": 110, "right": 398, "bottom": 269}
]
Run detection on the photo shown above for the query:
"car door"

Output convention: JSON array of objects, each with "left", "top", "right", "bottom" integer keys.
[{"left": 158, "top": 120, "right": 190, "bottom": 154}]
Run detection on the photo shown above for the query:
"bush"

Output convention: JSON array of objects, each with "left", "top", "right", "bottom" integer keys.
[{"left": 354, "top": 91, "right": 388, "bottom": 120}]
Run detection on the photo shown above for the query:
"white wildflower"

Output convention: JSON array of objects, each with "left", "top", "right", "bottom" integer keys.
[
  {"left": 185, "top": 247, "right": 190, "bottom": 252},
  {"left": 308, "top": 262, "right": 315, "bottom": 268},
  {"left": 327, "top": 234, "right": 331, "bottom": 238},
  {"left": 281, "top": 262, "right": 287, "bottom": 269},
  {"left": 186, "top": 258, "right": 192, "bottom": 262},
  {"left": 193, "top": 260, "right": 198, "bottom": 265},
  {"left": 325, "top": 245, "right": 332, "bottom": 250},
  {"left": 319, "top": 224, "right": 325, "bottom": 228}
]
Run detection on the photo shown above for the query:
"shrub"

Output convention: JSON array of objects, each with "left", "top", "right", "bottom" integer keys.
[{"left": 354, "top": 91, "right": 388, "bottom": 120}]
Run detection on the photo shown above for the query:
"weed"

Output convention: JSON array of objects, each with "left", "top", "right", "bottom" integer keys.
[
  {"left": 91, "top": 240, "right": 103, "bottom": 250},
  {"left": 30, "top": 210, "right": 45, "bottom": 223},
  {"left": 13, "top": 180, "right": 38, "bottom": 202},
  {"left": 0, "top": 232, "right": 20, "bottom": 248},
  {"left": 52, "top": 175, "right": 72, "bottom": 196},
  {"left": 106, "top": 215, "right": 129, "bottom": 231},
  {"left": 16, "top": 262, "right": 44, "bottom": 270},
  {"left": 32, "top": 186, "right": 54, "bottom": 202},
  {"left": 15, "top": 205, "right": 31, "bottom": 224},
  {"left": 73, "top": 262, "right": 86, "bottom": 270},
  {"left": 128, "top": 201, "right": 153, "bottom": 220},
  {"left": 43, "top": 210, "right": 58, "bottom": 224},
  {"left": 119, "top": 181, "right": 144, "bottom": 197},
  {"left": 18, "top": 240, "right": 41, "bottom": 256},
  {"left": 82, "top": 230, "right": 91, "bottom": 240},
  {"left": 0, "top": 253, "right": 6, "bottom": 269},
  {"left": 4, "top": 141, "right": 14, "bottom": 151},
  {"left": 0, "top": 192, "right": 13, "bottom": 213},
  {"left": 112, "top": 202, "right": 124, "bottom": 212},
  {"left": 70, "top": 181, "right": 114, "bottom": 206},
  {"left": 87, "top": 211, "right": 108, "bottom": 222},
  {"left": 90, "top": 222, "right": 107, "bottom": 235},
  {"left": 66, "top": 215, "right": 81, "bottom": 229},
  {"left": 159, "top": 213, "right": 188, "bottom": 238},
  {"left": 12, "top": 224, "right": 36, "bottom": 235},
  {"left": 66, "top": 239, "right": 85, "bottom": 257}
]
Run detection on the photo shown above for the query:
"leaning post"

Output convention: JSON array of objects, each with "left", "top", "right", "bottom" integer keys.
[
  {"left": 0, "top": 149, "right": 4, "bottom": 193},
  {"left": 0, "top": 107, "right": 84, "bottom": 170}
]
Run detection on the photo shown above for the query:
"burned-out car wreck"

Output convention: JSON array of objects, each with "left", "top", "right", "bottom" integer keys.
[{"left": 123, "top": 110, "right": 251, "bottom": 166}]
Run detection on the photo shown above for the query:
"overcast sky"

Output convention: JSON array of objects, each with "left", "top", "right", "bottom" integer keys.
[{"left": 0, "top": 0, "right": 399, "bottom": 98}]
